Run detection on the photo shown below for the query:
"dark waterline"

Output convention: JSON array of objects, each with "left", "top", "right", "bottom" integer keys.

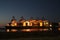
[
  {"left": 0, "top": 26, "right": 5, "bottom": 32},
  {"left": 0, "top": 26, "right": 60, "bottom": 40}
]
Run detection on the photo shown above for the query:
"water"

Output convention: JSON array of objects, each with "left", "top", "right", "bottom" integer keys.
[
  {"left": 0, "top": 26, "right": 5, "bottom": 32},
  {"left": 0, "top": 36, "right": 60, "bottom": 40},
  {"left": 0, "top": 26, "right": 60, "bottom": 40}
]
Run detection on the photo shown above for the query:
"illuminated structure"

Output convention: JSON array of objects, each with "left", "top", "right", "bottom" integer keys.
[
  {"left": 7, "top": 16, "right": 17, "bottom": 27},
  {"left": 7, "top": 16, "right": 50, "bottom": 27},
  {"left": 6, "top": 16, "right": 53, "bottom": 32}
]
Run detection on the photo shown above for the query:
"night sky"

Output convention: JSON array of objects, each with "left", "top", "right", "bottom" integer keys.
[{"left": 0, "top": 0, "right": 60, "bottom": 26}]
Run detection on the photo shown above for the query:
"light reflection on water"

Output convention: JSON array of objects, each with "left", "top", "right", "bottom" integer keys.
[
  {"left": 0, "top": 26, "right": 59, "bottom": 32},
  {"left": 6, "top": 28, "right": 52, "bottom": 32}
]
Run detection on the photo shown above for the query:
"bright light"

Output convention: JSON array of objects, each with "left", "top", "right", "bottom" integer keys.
[
  {"left": 11, "top": 29, "right": 17, "bottom": 32},
  {"left": 23, "top": 21, "right": 30, "bottom": 26},
  {"left": 43, "top": 21, "right": 49, "bottom": 26},
  {"left": 26, "top": 29, "right": 30, "bottom": 32},
  {"left": 21, "top": 29, "right": 31, "bottom": 32},
  {"left": 40, "top": 22, "right": 43, "bottom": 26},
  {"left": 11, "top": 23, "right": 17, "bottom": 26},
  {"left": 50, "top": 24, "right": 52, "bottom": 27},
  {"left": 21, "top": 29, "right": 38, "bottom": 32},
  {"left": 7, "top": 29, "right": 10, "bottom": 32},
  {"left": 11, "top": 20, "right": 17, "bottom": 26}
]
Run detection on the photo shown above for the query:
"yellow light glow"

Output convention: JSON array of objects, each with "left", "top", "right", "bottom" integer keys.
[
  {"left": 39, "top": 20, "right": 43, "bottom": 27},
  {"left": 11, "top": 22, "right": 17, "bottom": 26},
  {"left": 46, "top": 22, "right": 48, "bottom": 24},
  {"left": 43, "top": 29, "right": 48, "bottom": 31},
  {"left": 11, "top": 29, "right": 17, "bottom": 32},
  {"left": 23, "top": 21, "right": 30, "bottom": 26},
  {"left": 11, "top": 20, "right": 17, "bottom": 26},
  {"left": 14, "top": 23, "right": 17, "bottom": 26},
  {"left": 7, "top": 29, "right": 10, "bottom": 32},
  {"left": 21, "top": 29, "right": 31, "bottom": 32},
  {"left": 43, "top": 20, "right": 49, "bottom": 26},
  {"left": 21, "top": 29, "right": 39, "bottom": 32},
  {"left": 29, "top": 22, "right": 32, "bottom": 26},
  {"left": 23, "top": 22, "right": 26, "bottom": 26},
  {"left": 40, "top": 22, "right": 43, "bottom": 26},
  {"left": 50, "top": 24, "right": 52, "bottom": 27},
  {"left": 11, "top": 24, "right": 15, "bottom": 26}
]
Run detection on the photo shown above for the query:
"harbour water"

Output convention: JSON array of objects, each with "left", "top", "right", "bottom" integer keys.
[
  {"left": 0, "top": 26, "right": 60, "bottom": 40},
  {"left": 0, "top": 32, "right": 60, "bottom": 40},
  {"left": 1, "top": 36, "right": 60, "bottom": 40}
]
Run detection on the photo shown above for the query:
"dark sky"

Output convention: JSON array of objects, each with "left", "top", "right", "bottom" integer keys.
[{"left": 0, "top": 0, "right": 60, "bottom": 26}]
